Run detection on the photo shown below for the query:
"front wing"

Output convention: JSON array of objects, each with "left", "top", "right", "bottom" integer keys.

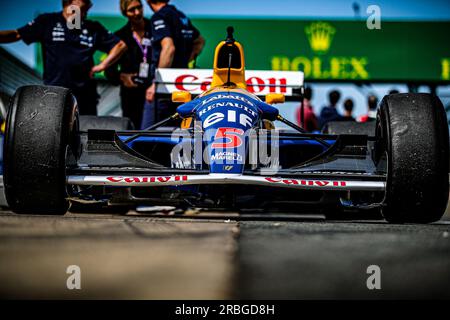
[{"left": 68, "top": 174, "right": 385, "bottom": 192}]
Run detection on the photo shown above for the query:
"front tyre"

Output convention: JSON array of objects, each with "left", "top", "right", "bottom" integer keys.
[
  {"left": 4, "top": 85, "right": 79, "bottom": 215},
  {"left": 376, "top": 93, "right": 449, "bottom": 223}
]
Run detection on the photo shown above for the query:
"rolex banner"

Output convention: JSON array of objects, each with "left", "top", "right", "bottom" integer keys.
[
  {"left": 36, "top": 17, "right": 450, "bottom": 82},
  {"left": 191, "top": 18, "right": 450, "bottom": 82}
]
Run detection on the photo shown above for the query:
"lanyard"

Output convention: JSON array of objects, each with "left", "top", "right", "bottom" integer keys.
[{"left": 133, "top": 32, "right": 149, "bottom": 63}]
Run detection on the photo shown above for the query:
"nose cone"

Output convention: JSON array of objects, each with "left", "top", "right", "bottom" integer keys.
[
  {"left": 196, "top": 91, "right": 259, "bottom": 174},
  {"left": 203, "top": 125, "right": 247, "bottom": 174}
]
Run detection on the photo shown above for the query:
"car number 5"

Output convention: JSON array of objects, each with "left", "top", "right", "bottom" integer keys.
[{"left": 212, "top": 127, "right": 244, "bottom": 149}]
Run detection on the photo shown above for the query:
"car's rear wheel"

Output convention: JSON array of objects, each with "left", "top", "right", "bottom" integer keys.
[
  {"left": 4, "top": 85, "right": 79, "bottom": 215},
  {"left": 375, "top": 93, "right": 449, "bottom": 223}
]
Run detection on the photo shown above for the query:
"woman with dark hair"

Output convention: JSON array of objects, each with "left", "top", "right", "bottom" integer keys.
[{"left": 105, "top": 0, "right": 152, "bottom": 129}]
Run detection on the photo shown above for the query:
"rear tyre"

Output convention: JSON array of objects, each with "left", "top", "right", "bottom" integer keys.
[
  {"left": 4, "top": 85, "right": 79, "bottom": 215},
  {"left": 375, "top": 93, "right": 449, "bottom": 223}
]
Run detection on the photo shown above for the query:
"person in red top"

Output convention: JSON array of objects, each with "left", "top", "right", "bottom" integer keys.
[
  {"left": 296, "top": 87, "right": 319, "bottom": 132},
  {"left": 358, "top": 94, "right": 378, "bottom": 122}
]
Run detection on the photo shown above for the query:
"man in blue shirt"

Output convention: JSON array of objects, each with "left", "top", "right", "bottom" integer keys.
[
  {"left": 319, "top": 89, "right": 343, "bottom": 129},
  {"left": 142, "top": 0, "right": 205, "bottom": 126},
  {"left": 0, "top": 0, "right": 127, "bottom": 115}
]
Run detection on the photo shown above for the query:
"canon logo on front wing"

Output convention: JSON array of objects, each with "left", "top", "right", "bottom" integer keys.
[
  {"left": 106, "top": 176, "right": 188, "bottom": 183},
  {"left": 174, "top": 74, "right": 288, "bottom": 94},
  {"left": 265, "top": 177, "right": 347, "bottom": 187},
  {"left": 103, "top": 176, "right": 347, "bottom": 187}
]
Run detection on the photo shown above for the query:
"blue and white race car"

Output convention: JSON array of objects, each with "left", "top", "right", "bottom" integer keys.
[{"left": 3, "top": 28, "right": 449, "bottom": 223}]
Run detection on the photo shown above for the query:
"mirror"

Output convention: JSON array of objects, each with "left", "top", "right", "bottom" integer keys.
[
  {"left": 172, "top": 91, "right": 192, "bottom": 103},
  {"left": 265, "top": 93, "right": 285, "bottom": 105}
]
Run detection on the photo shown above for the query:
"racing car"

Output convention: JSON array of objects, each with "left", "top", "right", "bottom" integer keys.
[{"left": 3, "top": 28, "right": 449, "bottom": 223}]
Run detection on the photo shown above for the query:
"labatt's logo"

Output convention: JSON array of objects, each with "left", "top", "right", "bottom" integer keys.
[{"left": 271, "top": 22, "right": 370, "bottom": 80}]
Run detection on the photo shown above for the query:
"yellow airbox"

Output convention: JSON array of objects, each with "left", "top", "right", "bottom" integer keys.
[{"left": 211, "top": 27, "right": 247, "bottom": 90}]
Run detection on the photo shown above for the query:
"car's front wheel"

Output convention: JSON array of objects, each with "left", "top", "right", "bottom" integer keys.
[
  {"left": 4, "top": 85, "right": 79, "bottom": 215},
  {"left": 375, "top": 93, "right": 449, "bottom": 223}
]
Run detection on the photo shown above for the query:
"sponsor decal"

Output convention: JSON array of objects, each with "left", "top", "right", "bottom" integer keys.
[
  {"left": 211, "top": 128, "right": 245, "bottom": 149},
  {"left": 200, "top": 93, "right": 255, "bottom": 107},
  {"left": 79, "top": 31, "right": 94, "bottom": 47},
  {"left": 265, "top": 177, "right": 347, "bottom": 187},
  {"left": 180, "top": 17, "right": 189, "bottom": 26},
  {"left": 211, "top": 152, "right": 243, "bottom": 162},
  {"left": 198, "top": 101, "right": 258, "bottom": 118},
  {"left": 175, "top": 74, "right": 212, "bottom": 92},
  {"left": 52, "top": 23, "right": 66, "bottom": 42},
  {"left": 203, "top": 111, "right": 254, "bottom": 129},
  {"left": 106, "top": 176, "right": 188, "bottom": 184},
  {"left": 246, "top": 77, "right": 288, "bottom": 94},
  {"left": 174, "top": 75, "right": 288, "bottom": 94}
]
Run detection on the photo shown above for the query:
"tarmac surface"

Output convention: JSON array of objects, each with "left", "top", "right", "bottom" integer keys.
[{"left": 0, "top": 206, "right": 449, "bottom": 299}]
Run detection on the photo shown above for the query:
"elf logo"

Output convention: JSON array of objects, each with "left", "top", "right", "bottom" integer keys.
[{"left": 203, "top": 111, "right": 254, "bottom": 129}]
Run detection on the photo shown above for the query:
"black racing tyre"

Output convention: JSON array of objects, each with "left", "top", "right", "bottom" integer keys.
[
  {"left": 4, "top": 85, "right": 79, "bottom": 215},
  {"left": 78, "top": 115, "right": 134, "bottom": 131},
  {"left": 375, "top": 93, "right": 449, "bottom": 223},
  {"left": 322, "top": 121, "right": 376, "bottom": 136}
]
